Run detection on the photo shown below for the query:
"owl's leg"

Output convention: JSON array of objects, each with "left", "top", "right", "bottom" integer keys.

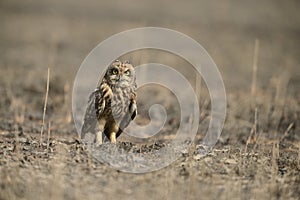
[
  {"left": 106, "top": 123, "right": 119, "bottom": 144},
  {"left": 96, "top": 119, "right": 106, "bottom": 145},
  {"left": 110, "top": 132, "right": 117, "bottom": 144},
  {"left": 96, "top": 131, "right": 102, "bottom": 144}
]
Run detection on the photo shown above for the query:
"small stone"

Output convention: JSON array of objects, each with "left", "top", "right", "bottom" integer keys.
[
  {"left": 181, "top": 149, "right": 189, "bottom": 156},
  {"left": 18, "top": 137, "right": 27, "bottom": 143},
  {"left": 23, "top": 146, "right": 30, "bottom": 151},
  {"left": 193, "top": 154, "right": 205, "bottom": 160},
  {"left": 224, "top": 158, "right": 237, "bottom": 165}
]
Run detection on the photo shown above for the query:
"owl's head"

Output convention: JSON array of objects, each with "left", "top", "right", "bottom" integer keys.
[{"left": 105, "top": 60, "right": 136, "bottom": 87}]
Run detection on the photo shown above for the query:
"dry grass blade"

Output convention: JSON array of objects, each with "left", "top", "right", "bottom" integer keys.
[
  {"left": 280, "top": 122, "right": 294, "bottom": 141},
  {"left": 298, "top": 143, "right": 300, "bottom": 168},
  {"left": 40, "top": 68, "right": 50, "bottom": 146},
  {"left": 245, "top": 107, "right": 258, "bottom": 152},
  {"left": 270, "top": 141, "right": 279, "bottom": 193},
  {"left": 47, "top": 121, "right": 51, "bottom": 152},
  {"left": 251, "top": 39, "right": 259, "bottom": 109}
]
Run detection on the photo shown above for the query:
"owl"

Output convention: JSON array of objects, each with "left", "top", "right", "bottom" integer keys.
[{"left": 81, "top": 60, "right": 137, "bottom": 144}]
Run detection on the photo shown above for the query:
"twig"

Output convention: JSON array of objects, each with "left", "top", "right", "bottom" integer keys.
[{"left": 40, "top": 68, "right": 50, "bottom": 146}]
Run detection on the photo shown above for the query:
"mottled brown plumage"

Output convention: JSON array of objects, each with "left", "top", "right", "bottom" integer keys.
[{"left": 81, "top": 60, "right": 137, "bottom": 144}]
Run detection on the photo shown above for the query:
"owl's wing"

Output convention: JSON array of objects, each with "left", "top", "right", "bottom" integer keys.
[
  {"left": 129, "top": 97, "right": 137, "bottom": 120},
  {"left": 117, "top": 94, "right": 137, "bottom": 138},
  {"left": 81, "top": 88, "right": 104, "bottom": 139}
]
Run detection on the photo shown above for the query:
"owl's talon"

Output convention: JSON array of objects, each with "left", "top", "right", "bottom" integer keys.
[{"left": 96, "top": 131, "right": 103, "bottom": 145}]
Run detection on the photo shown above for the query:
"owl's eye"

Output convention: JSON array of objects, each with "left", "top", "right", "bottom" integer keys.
[
  {"left": 112, "top": 69, "right": 118, "bottom": 75},
  {"left": 124, "top": 70, "right": 130, "bottom": 76}
]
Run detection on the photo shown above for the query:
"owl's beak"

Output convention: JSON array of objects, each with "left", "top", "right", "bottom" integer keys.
[
  {"left": 117, "top": 76, "right": 128, "bottom": 87},
  {"left": 119, "top": 76, "right": 126, "bottom": 82}
]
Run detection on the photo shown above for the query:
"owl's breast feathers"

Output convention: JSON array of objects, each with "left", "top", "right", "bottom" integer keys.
[{"left": 95, "top": 82, "right": 136, "bottom": 123}]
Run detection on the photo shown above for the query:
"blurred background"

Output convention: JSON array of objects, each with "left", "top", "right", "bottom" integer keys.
[
  {"left": 1, "top": 0, "right": 299, "bottom": 91},
  {"left": 1, "top": 0, "right": 299, "bottom": 135}
]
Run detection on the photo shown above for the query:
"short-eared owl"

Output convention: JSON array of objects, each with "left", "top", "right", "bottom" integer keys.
[{"left": 81, "top": 60, "right": 137, "bottom": 144}]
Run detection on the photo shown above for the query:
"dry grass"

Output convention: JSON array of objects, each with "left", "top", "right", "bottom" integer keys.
[
  {"left": 251, "top": 39, "right": 259, "bottom": 110},
  {"left": 0, "top": 66, "right": 299, "bottom": 199},
  {"left": 40, "top": 68, "right": 50, "bottom": 146}
]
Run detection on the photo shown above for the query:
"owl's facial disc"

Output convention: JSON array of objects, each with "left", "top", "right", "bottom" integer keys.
[
  {"left": 117, "top": 68, "right": 133, "bottom": 87},
  {"left": 105, "top": 61, "right": 135, "bottom": 87}
]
